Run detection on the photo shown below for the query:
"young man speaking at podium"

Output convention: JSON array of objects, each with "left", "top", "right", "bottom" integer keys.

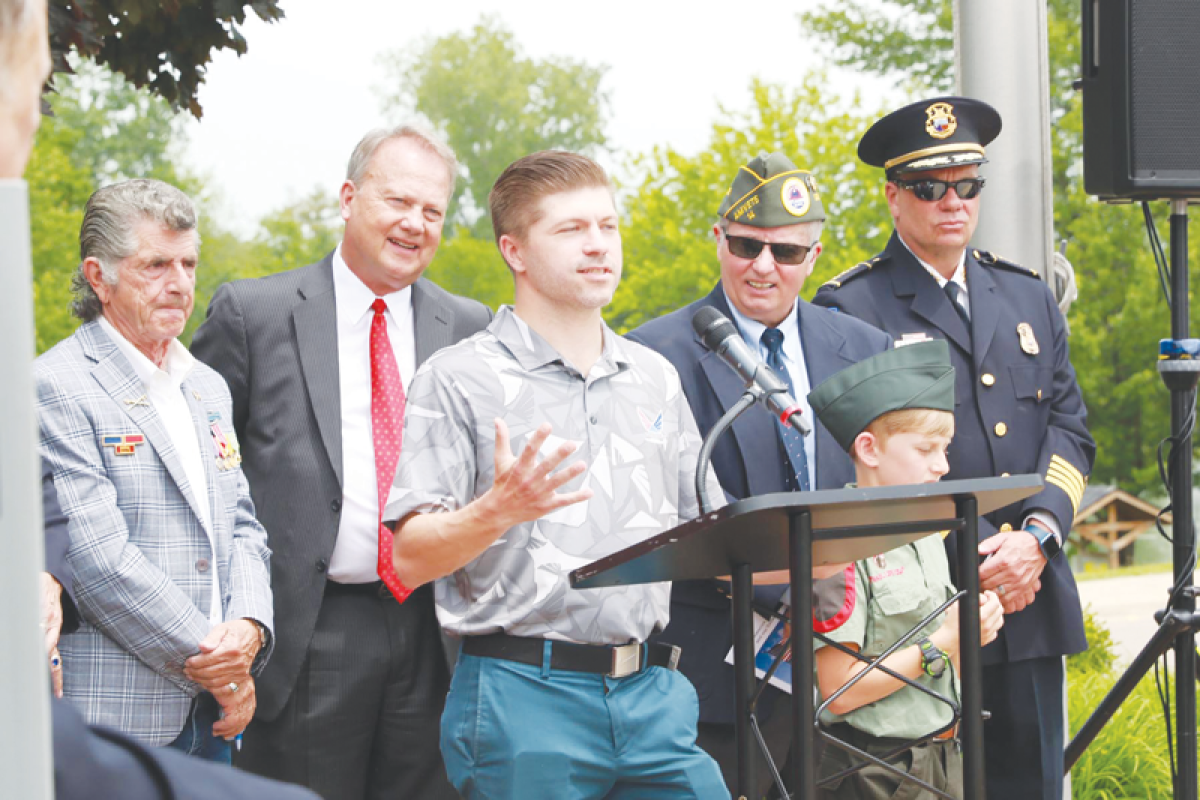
[{"left": 384, "top": 151, "right": 727, "bottom": 799}]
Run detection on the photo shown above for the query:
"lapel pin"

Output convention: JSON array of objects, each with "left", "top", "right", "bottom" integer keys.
[
  {"left": 124, "top": 395, "right": 150, "bottom": 408},
  {"left": 102, "top": 434, "right": 145, "bottom": 456}
]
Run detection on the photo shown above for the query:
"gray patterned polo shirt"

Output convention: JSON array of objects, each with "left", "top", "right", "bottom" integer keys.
[{"left": 384, "top": 306, "right": 724, "bottom": 645}]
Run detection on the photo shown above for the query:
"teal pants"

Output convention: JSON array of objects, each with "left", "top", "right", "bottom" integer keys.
[{"left": 441, "top": 650, "right": 729, "bottom": 799}]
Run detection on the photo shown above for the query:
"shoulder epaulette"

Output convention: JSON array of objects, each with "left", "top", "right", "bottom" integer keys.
[
  {"left": 973, "top": 249, "right": 1039, "bottom": 278},
  {"left": 821, "top": 253, "right": 887, "bottom": 290}
]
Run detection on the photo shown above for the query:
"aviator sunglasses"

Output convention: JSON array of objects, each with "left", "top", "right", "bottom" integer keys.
[
  {"left": 892, "top": 177, "right": 986, "bottom": 202},
  {"left": 724, "top": 235, "right": 816, "bottom": 265}
]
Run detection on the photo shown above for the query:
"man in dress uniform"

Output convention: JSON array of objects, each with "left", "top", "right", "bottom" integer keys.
[{"left": 813, "top": 96, "right": 1095, "bottom": 800}]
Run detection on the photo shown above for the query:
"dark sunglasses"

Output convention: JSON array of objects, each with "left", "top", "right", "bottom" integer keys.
[
  {"left": 724, "top": 235, "right": 816, "bottom": 265},
  {"left": 893, "top": 177, "right": 986, "bottom": 202}
]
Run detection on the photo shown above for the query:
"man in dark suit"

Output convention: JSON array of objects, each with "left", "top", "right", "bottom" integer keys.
[
  {"left": 813, "top": 97, "right": 1094, "bottom": 800},
  {"left": 627, "top": 152, "right": 891, "bottom": 796},
  {"left": 192, "top": 125, "right": 491, "bottom": 799}
]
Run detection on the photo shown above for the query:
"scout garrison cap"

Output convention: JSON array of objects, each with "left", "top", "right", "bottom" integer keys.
[
  {"left": 858, "top": 96, "right": 1002, "bottom": 177},
  {"left": 808, "top": 339, "right": 955, "bottom": 452},
  {"left": 717, "top": 151, "right": 826, "bottom": 227}
]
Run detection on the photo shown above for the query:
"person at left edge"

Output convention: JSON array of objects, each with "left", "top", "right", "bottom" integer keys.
[
  {"left": 34, "top": 179, "right": 274, "bottom": 761},
  {"left": 386, "top": 150, "right": 729, "bottom": 799},
  {"left": 626, "top": 151, "right": 891, "bottom": 796},
  {"left": 191, "top": 125, "right": 491, "bottom": 799}
]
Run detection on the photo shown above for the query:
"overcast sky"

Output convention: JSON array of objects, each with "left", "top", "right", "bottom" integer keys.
[{"left": 183, "top": 1, "right": 891, "bottom": 234}]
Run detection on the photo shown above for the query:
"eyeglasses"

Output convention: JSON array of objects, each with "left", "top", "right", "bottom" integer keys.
[
  {"left": 893, "top": 177, "right": 986, "bottom": 202},
  {"left": 724, "top": 235, "right": 816, "bottom": 265}
]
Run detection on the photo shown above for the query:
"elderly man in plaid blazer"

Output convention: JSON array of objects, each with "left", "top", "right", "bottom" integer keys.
[{"left": 34, "top": 179, "right": 274, "bottom": 762}]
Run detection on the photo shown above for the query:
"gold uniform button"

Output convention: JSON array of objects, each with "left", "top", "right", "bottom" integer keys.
[
  {"left": 981, "top": 373, "right": 996, "bottom": 387},
  {"left": 1000, "top": 523, "right": 1014, "bottom": 533},
  {"left": 1001, "top": 472, "right": 1011, "bottom": 477},
  {"left": 994, "top": 422, "right": 1008, "bottom": 437}
]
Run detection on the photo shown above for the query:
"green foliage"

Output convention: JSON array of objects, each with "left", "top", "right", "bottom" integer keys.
[
  {"left": 423, "top": 229, "right": 512, "bottom": 312},
  {"left": 48, "top": 0, "right": 285, "bottom": 117},
  {"left": 380, "top": 15, "right": 610, "bottom": 237},
  {"left": 610, "top": 77, "right": 889, "bottom": 333},
  {"left": 1068, "top": 607, "right": 1118, "bottom": 678}
]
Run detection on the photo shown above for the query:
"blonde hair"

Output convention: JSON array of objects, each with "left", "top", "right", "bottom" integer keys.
[{"left": 851, "top": 408, "right": 954, "bottom": 463}]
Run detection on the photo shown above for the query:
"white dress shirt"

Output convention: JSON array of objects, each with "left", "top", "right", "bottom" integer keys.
[
  {"left": 724, "top": 292, "right": 818, "bottom": 486},
  {"left": 98, "top": 316, "right": 221, "bottom": 624},
  {"left": 328, "top": 244, "right": 416, "bottom": 583}
]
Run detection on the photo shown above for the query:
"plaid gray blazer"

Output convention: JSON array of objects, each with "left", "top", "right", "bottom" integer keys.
[{"left": 35, "top": 320, "right": 274, "bottom": 746}]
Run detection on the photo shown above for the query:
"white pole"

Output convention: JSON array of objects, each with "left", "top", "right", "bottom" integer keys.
[
  {"left": 0, "top": 179, "right": 54, "bottom": 798},
  {"left": 955, "top": 0, "right": 1057, "bottom": 282}
]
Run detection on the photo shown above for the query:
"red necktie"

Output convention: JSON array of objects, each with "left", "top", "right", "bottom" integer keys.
[{"left": 370, "top": 299, "right": 411, "bottom": 603}]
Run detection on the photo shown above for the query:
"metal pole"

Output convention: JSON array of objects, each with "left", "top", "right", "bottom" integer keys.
[
  {"left": 791, "top": 510, "right": 817, "bottom": 800},
  {"left": 956, "top": 496, "right": 986, "bottom": 800},
  {"left": 1169, "top": 198, "right": 1196, "bottom": 800},
  {"left": 955, "top": 0, "right": 1057, "bottom": 282},
  {"left": 732, "top": 562, "right": 756, "bottom": 799},
  {"left": 0, "top": 180, "right": 54, "bottom": 798}
]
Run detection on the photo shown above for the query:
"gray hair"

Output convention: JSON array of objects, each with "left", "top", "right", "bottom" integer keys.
[
  {"left": 717, "top": 216, "right": 825, "bottom": 242},
  {"left": 345, "top": 123, "right": 459, "bottom": 195},
  {"left": 70, "top": 179, "right": 199, "bottom": 322}
]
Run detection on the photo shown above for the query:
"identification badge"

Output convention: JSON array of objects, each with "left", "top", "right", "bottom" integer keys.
[
  {"left": 1017, "top": 322, "right": 1040, "bottom": 355},
  {"left": 896, "top": 332, "right": 932, "bottom": 348}
]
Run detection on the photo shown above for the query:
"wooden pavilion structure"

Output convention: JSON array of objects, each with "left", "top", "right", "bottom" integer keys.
[{"left": 1070, "top": 484, "right": 1171, "bottom": 570}]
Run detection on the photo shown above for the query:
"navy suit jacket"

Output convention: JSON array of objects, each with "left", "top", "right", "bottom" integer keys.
[
  {"left": 627, "top": 283, "right": 891, "bottom": 725},
  {"left": 813, "top": 232, "right": 1093, "bottom": 664}
]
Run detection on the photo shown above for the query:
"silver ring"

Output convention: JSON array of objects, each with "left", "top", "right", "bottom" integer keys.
[
  {"left": 997, "top": 584, "right": 1007, "bottom": 597},
  {"left": 227, "top": 682, "right": 239, "bottom": 694}
]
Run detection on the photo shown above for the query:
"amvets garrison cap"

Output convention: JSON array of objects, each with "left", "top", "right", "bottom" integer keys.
[
  {"left": 717, "top": 152, "right": 826, "bottom": 227},
  {"left": 858, "top": 96, "right": 1002, "bottom": 177},
  {"left": 808, "top": 339, "right": 955, "bottom": 452}
]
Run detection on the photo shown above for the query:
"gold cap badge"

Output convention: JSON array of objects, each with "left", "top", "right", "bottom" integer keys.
[{"left": 925, "top": 102, "right": 958, "bottom": 139}]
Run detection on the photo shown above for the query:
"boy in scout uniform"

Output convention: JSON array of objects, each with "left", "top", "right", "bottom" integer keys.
[
  {"left": 813, "top": 97, "right": 1094, "bottom": 800},
  {"left": 807, "top": 340, "right": 1005, "bottom": 799}
]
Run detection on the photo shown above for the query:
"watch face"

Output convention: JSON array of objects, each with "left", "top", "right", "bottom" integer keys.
[{"left": 926, "top": 655, "right": 946, "bottom": 677}]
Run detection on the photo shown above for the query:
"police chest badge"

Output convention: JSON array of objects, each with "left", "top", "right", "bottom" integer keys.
[
  {"left": 1017, "top": 322, "right": 1040, "bottom": 355},
  {"left": 925, "top": 102, "right": 958, "bottom": 139},
  {"left": 209, "top": 413, "right": 242, "bottom": 471}
]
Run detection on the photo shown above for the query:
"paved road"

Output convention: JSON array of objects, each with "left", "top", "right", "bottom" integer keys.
[{"left": 1076, "top": 571, "right": 1183, "bottom": 665}]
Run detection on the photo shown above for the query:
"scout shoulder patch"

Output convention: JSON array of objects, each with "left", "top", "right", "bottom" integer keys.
[{"left": 974, "top": 249, "right": 1039, "bottom": 279}]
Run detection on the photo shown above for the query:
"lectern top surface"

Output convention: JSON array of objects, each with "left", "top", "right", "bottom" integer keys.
[{"left": 570, "top": 474, "right": 1041, "bottom": 589}]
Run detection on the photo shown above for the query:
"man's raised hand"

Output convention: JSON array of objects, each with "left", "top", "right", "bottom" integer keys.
[{"left": 485, "top": 419, "right": 592, "bottom": 529}]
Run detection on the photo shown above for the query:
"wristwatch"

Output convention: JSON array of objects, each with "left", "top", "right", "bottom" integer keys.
[
  {"left": 1027, "top": 520, "right": 1062, "bottom": 561},
  {"left": 918, "top": 637, "right": 950, "bottom": 678}
]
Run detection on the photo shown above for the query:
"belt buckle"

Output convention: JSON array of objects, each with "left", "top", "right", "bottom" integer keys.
[{"left": 609, "top": 643, "right": 642, "bottom": 678}]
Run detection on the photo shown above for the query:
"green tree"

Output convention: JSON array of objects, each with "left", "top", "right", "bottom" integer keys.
[
  {"left": 380, "top": 16, "right": 610, "bottom": 237},
  {"left": 49, "top": 0, "right": 285, "bottom": 117},
  {"left": 799, "top": 0, "right": 1192, "bottom": 496},
  {"left": 610, "top": 77, "right": 889, "bottom": 333}
]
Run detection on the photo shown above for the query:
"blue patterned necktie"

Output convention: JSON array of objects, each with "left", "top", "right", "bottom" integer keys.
[
  {"left": 944, "top": 280, "right": 971, "bottom": 325},
  {"left": 760, "top": 327, "right": 811, "bottom": 492}
]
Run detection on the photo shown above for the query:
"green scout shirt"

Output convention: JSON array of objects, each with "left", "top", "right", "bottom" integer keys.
[{"left": 816, "top": 532, "right": 959, "bottom": 740}]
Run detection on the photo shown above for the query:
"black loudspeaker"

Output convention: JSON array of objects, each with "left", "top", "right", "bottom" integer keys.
[{"left": 1081, "top": 0, "right": 1200, "bottom": 200}]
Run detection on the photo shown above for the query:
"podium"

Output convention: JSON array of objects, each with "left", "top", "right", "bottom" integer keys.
[{"left": 571, "top": 474, "right": 1042, "bottom": 800}]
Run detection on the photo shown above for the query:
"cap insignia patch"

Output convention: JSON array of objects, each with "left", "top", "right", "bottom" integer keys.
[
  {"left": 781, "top": 176, "right": 811, "bottom": 218},
  {"left": 925, "top": 102, "right": 958, "bottom": 139}
]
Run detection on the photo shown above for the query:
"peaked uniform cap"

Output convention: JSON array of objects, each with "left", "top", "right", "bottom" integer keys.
[
  {"left": 808, "top": 340, "right": 955, "bottom": 451},
  {"left": 717, "top": 151, "right": 826, "bottom": 227},
  {"left": 858, "top": 96, "right": 1002, "bottom": 177}
]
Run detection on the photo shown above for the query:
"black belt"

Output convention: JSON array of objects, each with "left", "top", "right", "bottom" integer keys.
[{"left": 462, "top": 633, "right": 682, "bottom": 679}]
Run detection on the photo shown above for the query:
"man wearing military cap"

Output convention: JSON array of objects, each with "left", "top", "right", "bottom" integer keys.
[
  {"left": 628, "top": 152, "right": 891, "bottom": 795},
  {"left": 813, "top": 97, "right": 1095, "bottom": 800}
]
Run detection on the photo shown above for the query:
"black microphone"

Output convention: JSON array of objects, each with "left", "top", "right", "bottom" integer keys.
[{"left": 691, "top": 306, "right": 812, "bottom": 436}]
